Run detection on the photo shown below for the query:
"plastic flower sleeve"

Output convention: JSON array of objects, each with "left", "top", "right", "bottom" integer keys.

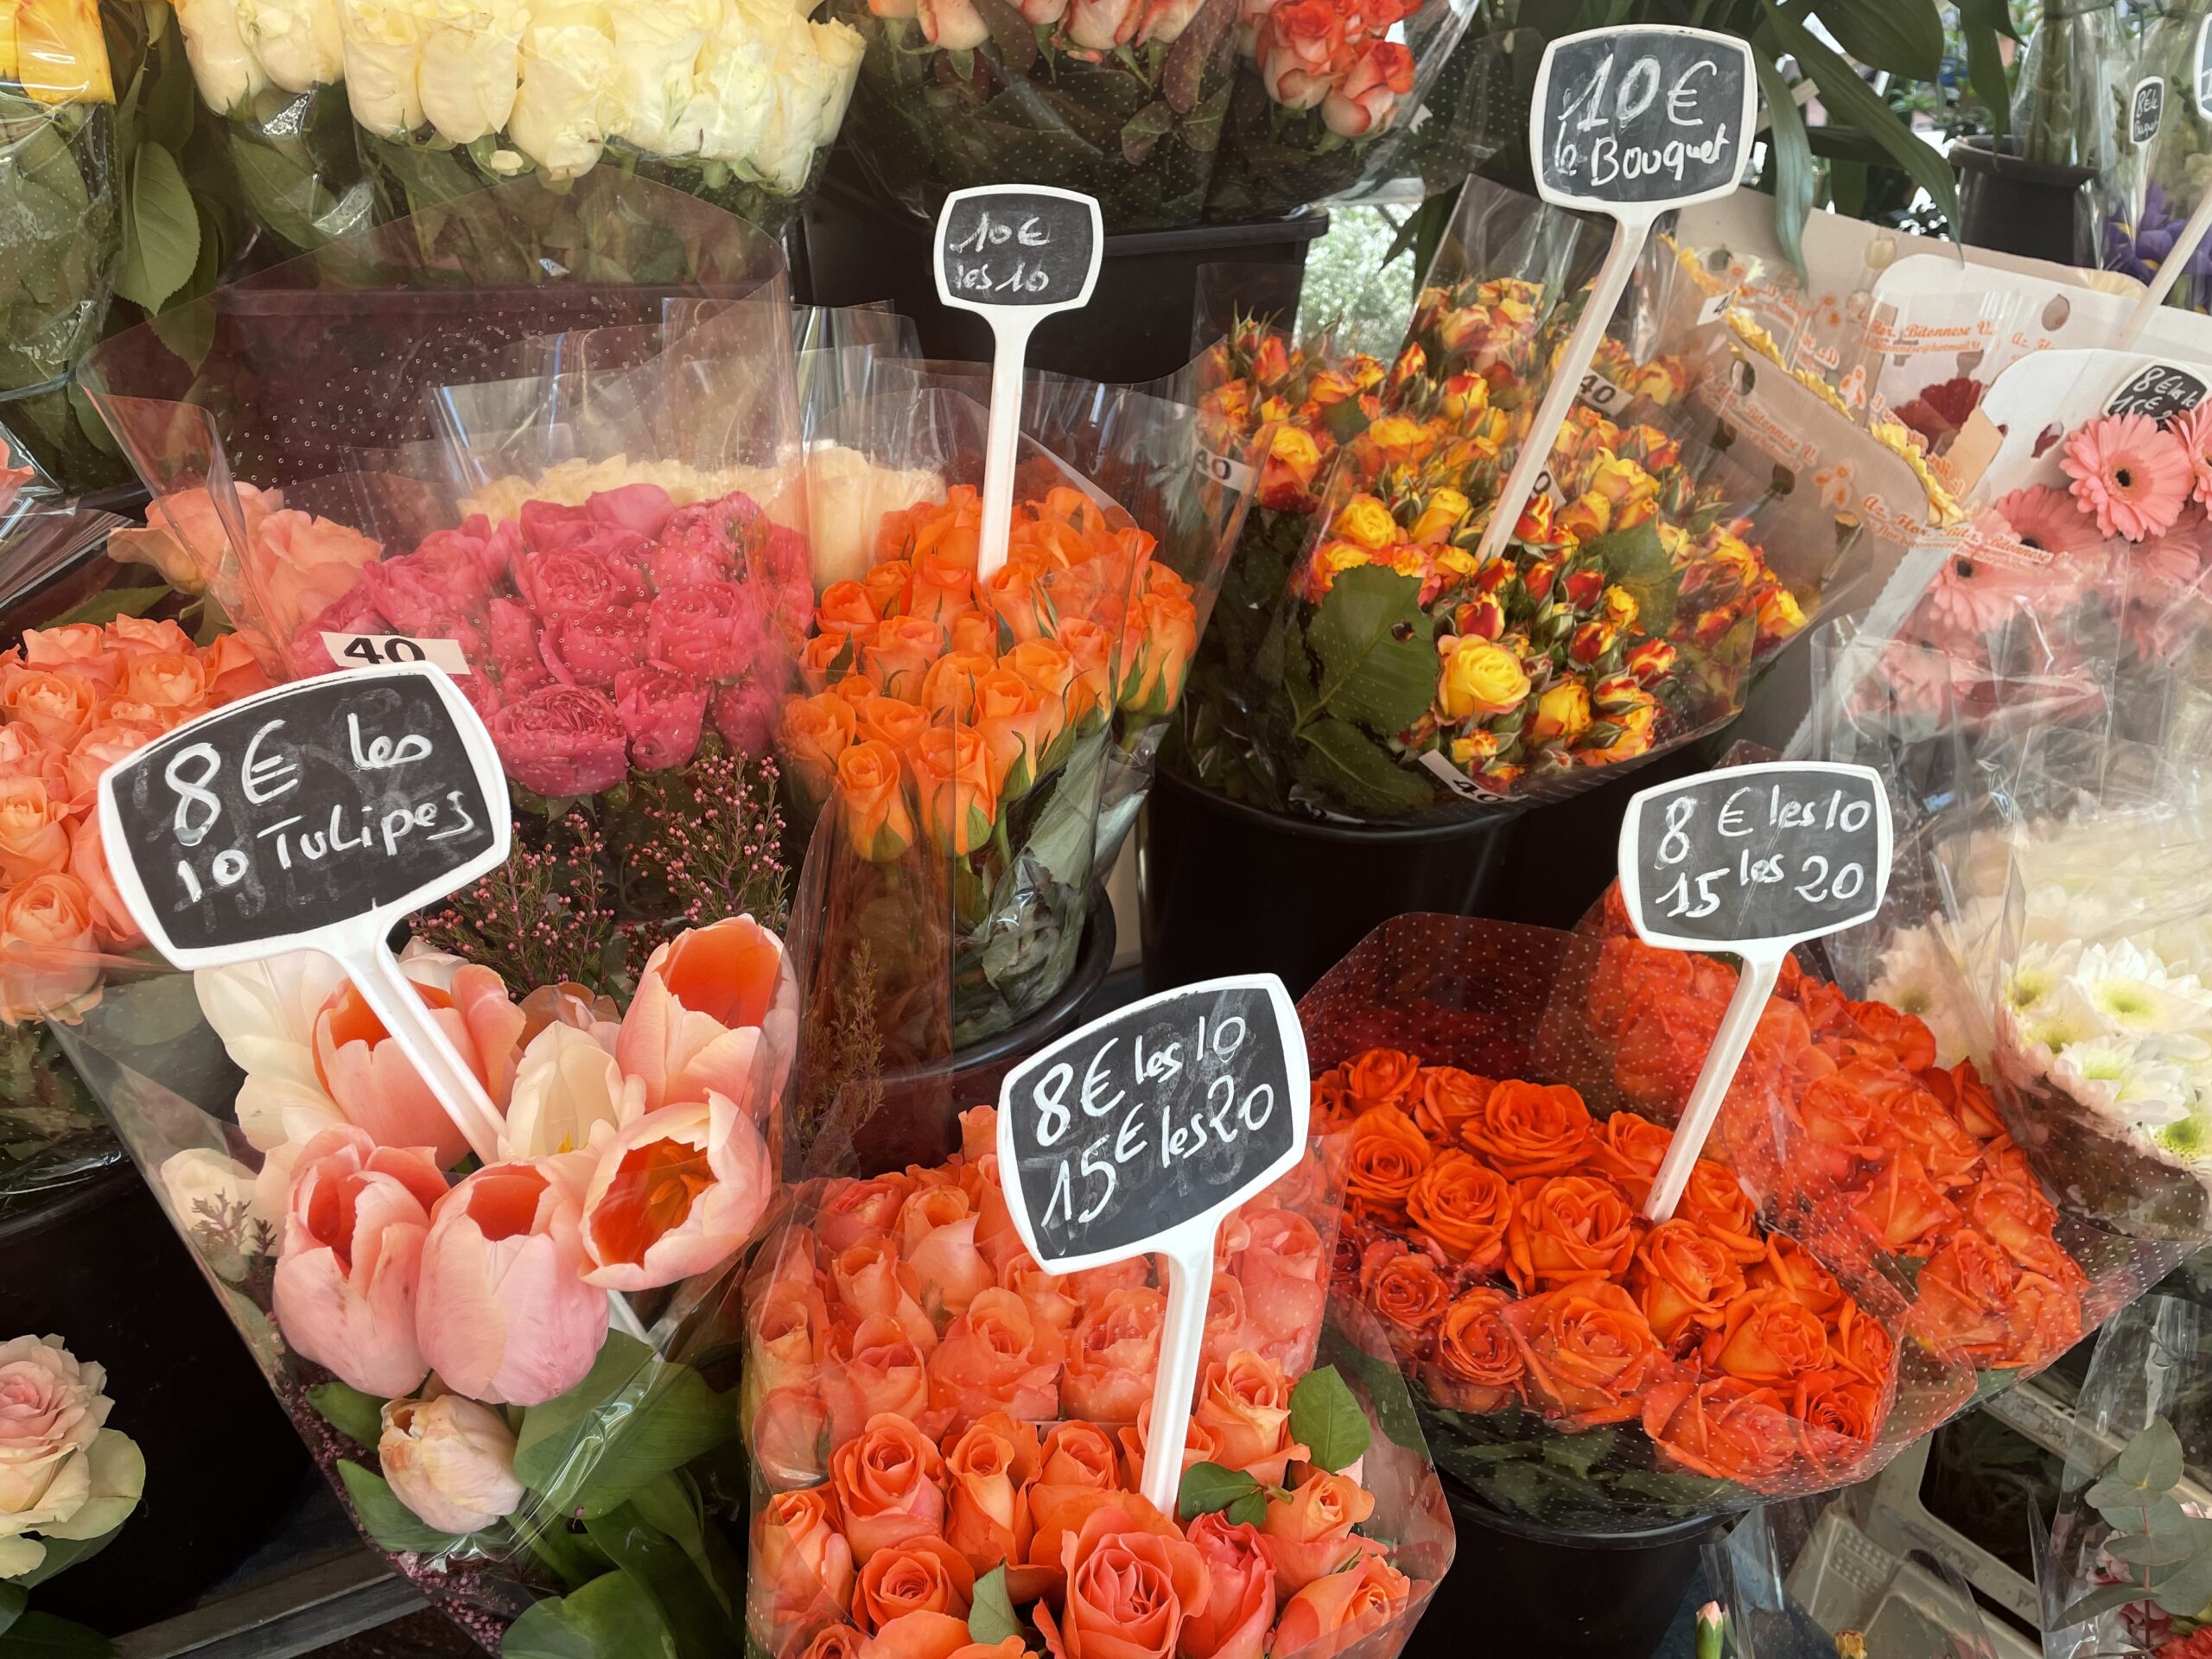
[
  {"left": 738, "top": 1071, "right": 1452, "bottom": 1659},
  {"left": 1296, "top": 912, "right": 1974, "bottom": 1534},
  {"left": 33, "top": 906, "right": 804, "bottom": 1657}
]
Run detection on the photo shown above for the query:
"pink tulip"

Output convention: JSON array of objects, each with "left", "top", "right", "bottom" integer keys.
[
  {"left": 579, "top": 1092, "right": 772, "bottom": 1290},
  {"left": 314, "top": 962, "right": 525, "bottom": 1166},
  {"left": 271, "top": 1127, "right": 448, "bottom": 1398},
  {"left": 616, "top": 917, "right": 797, "bottom": 1114},
  {"left": 416, "top": 1156, "right": 607, "bottom": 1406}
]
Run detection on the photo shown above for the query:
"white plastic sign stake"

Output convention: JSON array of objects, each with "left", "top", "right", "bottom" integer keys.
[
  {"left": 996, "top": 975, "right": 1308, "bottom": 1516},
  {"left": 2125, "top": 23, "right": 2212, "bottom": 345},
  {"left": 1480, "top": 24, "right": 1756, "bottom": 562},
  {"left": 1618, "top": 761, "right": 1891, "bottom": 1222},
  {"left": 934, "top": 185, "right": 1103, "bottom": 582},
  {"left": 99, "top": 664, "right": 512, "bottom": 1163}
]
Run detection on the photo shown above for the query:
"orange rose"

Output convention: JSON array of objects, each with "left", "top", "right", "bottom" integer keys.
[
  {"left": 752, "top": 1485, "right": 858, "bottom": 1653},
  {"left": 118, "top": 650, "right": 210, "bottom": 714},
  {"left": 803, "top": 1622, "right": 864, "bottom": 1659},
  {"left": 1583, "top": 1111, "right": 1673, "bottom": 1204},
  {"left": 856, "top": 696, "right": 930, "bottom": 752},
  {"left": 1002, "top": 638, "right": 1079, "bottom": 722},
  {"left": 865, "top": 617, "right": 950, "bottom": 701},
  {"left": 1878, "top": 1090, "right": 1985, "bottom": 1188},
  {"left": 753, "top": 1388, "right": 834, "bottom": 1491},
  {"left": 1269, "top": 1556, "right": 1414, "bottom": 1659},
  {"left": 907, "top": 726, "right": 997, "bottom": 855},
  {"left": 944, "top": 1413, "right": 1039, "bottom": 1575},
  {"left": 1790, "top": 1368, "right": 1883, "bottom": 1480},
  {"left": 1704, "top": 1287, "right": 1831, "bottom": 1385},
  {"left": 1428, "top": 1287, "right": 1523, "bottom": 1414},
  {"left": 1342, "top": 1107, "right": 1432, "bottom": 1221},
  {"left": 0, "top": 668, "right": 96, "bottom": 747},
  {"left": 1001, "top": 1250, "right": 1083, "bottom": 1337},
  {"left": 900, "top": 1183, "right": 996, "bottom": 1319},
  {"left": 820, "top": 1319, "right": 936, "bottom": 1452},
  {"left": 1504, "top": 1173, "right": 1637, "bottom": 1294},
  {"left": 1461, "top": 1080, "right": 1593, "bottom": 1179},
  {"left": 820, "top": 1174, "right": 916, "bottom": 1253},
  {"left": 1503, "top": 1281, "right": 1664, "bottom": 1431},
  {"left": 1792, "top": 1065, "right": 1897, "bottom": 1185},
  {"left": 829, "top": 1414, "right": 948, "bottom": 1564},
  {"left": 1967, "top": 1180, "right": 2067, "bottom": 1273},
  {"left": 1845, "top": 999, "right": 1936, "bottom": 1071},
  {"left": 980, "top": 556, "right": 1051, "bottom": 643},
  {"left": 944, "top": 612, "right": 996, "bottom": 658},
  {"left": 1907, "top": 1228, "right": 2078, "bottom": 1370},
  {"left": 1404, "top": 1151, "right": 1511, "bottom": 1270},
  {"left": 1641, "top": 1375, "right": 1797, "bottom": 1491},
  {"left": 1048, "top": 617, "right": 1115, "bottom": 724},
  {"left": 1828, "top": 1300, "right": 1896, "bottom": 1388},
  {"left": 1119, "top": 587, "right": 1198, "bottom": 716},
  {"left": 1344, "top": 1048, "right": 1420, "bottom": 1109},
  {"left": 1192, "top": 1350, "right": 1303, "bottom": 1485},
  {"left": 920, "top": 651, "right": 998, "bottom": 721},
  {"left": 853, "top": 1536, "right": 975, "bottom": 1635},
  {"left": 1627, "top": 1220, "right": 1746, "bottom": 1348},
  {"left": 1259, "top": 1471, "right": 1381, "bottom": 1594},
  {"left": 1179, "top": 1512, "right": 1277, "bottom": 1659},
  {"left": 831, "top": 1237, "right": 933, "bottom": 1347},
  {"left": 1924, "top": 1060, "right": 2005, "bottom": 1140},
  {"left": 1357, "top": 1244, "right": 1452, "bottom": 1360},
  {"left": 60, "top": 719, "right": 157, "bottom": 809},
  {"left": 0, "top": 870, "right": 99, "bottom": 1020},
  {"left": 1229, "top": 1209, "right": 1326, "bottom": 1370},
  {"left": 1036, "top": 1421, "right": 1122, "bottom": 1498},
  {"left": 858, "top": 1612, "right": 1025, "bottom": 1659},
  {"left": 1413, "top": 1066, "right": 1492, "bottom": 1143},
  {"left": 1036, "top": 1500, "right": 1208, "bottom": 1659},
  {"left": 908, "top": 553, "right": 979, "bottom": 630},
  {"left": 1848, "top": 1151, "right": 1961, "bottom": 1258},
  {"left": 928, "top": 1287, "right": 1064, "bottom": 1433},
  {"left": 972, "top": 668, "right": 1050, "bottom": 800},
  {"left": 803, "top": 632, "right": 861, "bottom": 691},
  {"left": 819, "top": 580, "right": 881, "bottom": 635},
  {"left": 1062, "top": 1288, "right": 1166, "bottom": 1424},
  {"left": 837, "top": 741, "right": 917, "bottom": 862},
  {"left": 754, "top": 1277, "right": 832, "bottom": 1396},
  {"left": 1675, "top": 1160, "right": 1765, "bottom": 1266},
  {"left": 1741, "top": 1236, "right": 1844, "bottom": 1319},
  {"left": 1116, "top": 1398, "right": 1223, "bottom": 1493},
  {"left": 864, "top": 561, "right": 912, "bottom": 619},
  {"left": 785, "top": 692, "right": 860, "bottom": 799},
  {"left": 68, "top": 814, "right": 143, "bottom": 952},
  {"left": 1202, "top": 1270, "right": 1249, "bottom": 1370},
  {"left": 16, "top": 626, "right": 119, "bottom": 689},
  {"left": 1613, "top": 991, "right": 1726, "bottom": 1108},
  {"left": 0, "top": 776, "right": 73, "bottom": 886}
]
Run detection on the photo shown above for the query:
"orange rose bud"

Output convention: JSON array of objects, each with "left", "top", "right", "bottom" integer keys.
[
  {"left": 783, "top": 691, "right": 859, "bottom": 800},
  {"left": 970, "top": 668, "right": 1051, "bottom": 801},
  {"left": 865, "top": 560, "right": 912, "bottom": 619},
  {"left": 852, "top": 1537, "right": 976, "bottom": 1635},
  {"left": 864, "top": 616, "right": 949, "bottom": 702},
  {"left": 1120, "top": 588, "right": 1198, "bottom": 717},
  {"left": 819, "top": 580, "right": 880, "bottom": 635},
  {"left": 1049, "top": 617, "right": 1115, "bottom": 726},
  {"left": 1460, "top": 1078, "right": 1592, "bottom": 1178},
  {"left": 1743, "top": 1236, "right": 1845, "bottom": 1319},
  {"left": 1454, "top": 594, "right": 1505, "bottom": 641},
  {"left": 837, "top": 740, "right": 916, "bottom": 862},
  {"left": 1259, "top": 1471, "right": 1379, "bottom": 1593},
  {"left": 907, "top": 725, "right": 997, "bottom": 855},
  {"left": 800, "top": 631, "right": 859, "bottom": 694},
  {"left": 1677, "top": 1159, "right": 1766, "bottom": 1265},
  {"left": 858, "top": 695, "right": 931, "bottom": 752},
  {"left": 950, "top": 612, "right": 1001, "bottom": 658},
  {"left": 1792, "top": 1368, "right": 1883, "bottom": 1480},
  {"left": 1625, "top": 637, "right": 1676, "bottom": 684},
  {"left": 1428, "top": 1286, "right": 1523, "bottom": 1414}
]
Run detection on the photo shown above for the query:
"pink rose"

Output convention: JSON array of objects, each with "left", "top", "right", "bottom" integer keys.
[
  {"left": 1179, "top": 1512, "right": 1276, "bottom": 1659},
  {"left": 613, "top": 664, "right": 709, "bottom": 771},
  {"left": 579, "top": 1093, "right": 772, "bottom": 1290},
  {"left": 361, "top": 518, "right": 514, "bottom": 633},
  {"left": 416, "top": 1156, "right": 607, "bottom": 1405},
  {"left": 291, "top": 586, "right": 392, "bottom": 673},
  {"left": 521, "top": 499, "right": 594, "bottom": 550},
  {"left": 647, "top": 582, "right": 764, "bottom": 681},
  {"left": 588, "top": 483, "right": 677, "bottom": 541},
  {"left": 270, "top": 1126, "right": 448, "bottom": 1398},
  {"left": 545, "top": 603, "right": 650, "bottom": 690},
  {"left": 658, "top": 493, "right": 769, "bottom": 575},
  {"left": 617, "top": 915, "right": 797, "bottom": 1111},
  {"left": 67, "top": 814, "right": 143, "bottom": 951},
  {"left": 516, "top": 537, "right": 651, "bottom": 622},
  {"left": 486, "top": 597, "right": 552, "bottom": 691},
  {"left": 713, "top": 676, "right": 782, "bottom": 752},
  {"left": 489, "top": 684, "right": 632, "bottom": 797}
]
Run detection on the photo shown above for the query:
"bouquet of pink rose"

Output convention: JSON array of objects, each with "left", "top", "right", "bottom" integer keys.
[{"left": 38, "top": 912, "right": 799, "bottom": 1656}]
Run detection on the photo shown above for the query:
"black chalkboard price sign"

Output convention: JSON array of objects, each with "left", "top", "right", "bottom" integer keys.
[
  {"left": 2106, "top": 361, "right": 2210, "bottom": 427},
  {"left": 1531, "top": 25, "right": 1758, "bottom": 213},
  {"left": 996, "top": 973, "right": 1308, "bottom": 1514},
  {"left": 2133, "top": 76, "right": 2166, "bottom": 146},
  {"left": 98, "top": 664, "right": 514, "bottom": 1162},
  {"left": 934, "top": 186, "right": 1103, "bottom": 314}
]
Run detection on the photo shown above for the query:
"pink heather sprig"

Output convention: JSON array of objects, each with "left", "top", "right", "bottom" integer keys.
[
  {"left": 413, "top": 811, "right": 619, "bottom": 993},
  {"left": 619, "top": 745, "right": 790, "bottom": 970}
]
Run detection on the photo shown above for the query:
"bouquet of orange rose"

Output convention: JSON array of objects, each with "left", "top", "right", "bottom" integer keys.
[
  {"left": 1174, "top": 180, "right": 1815, "bottom": 824},
  {"left": 1297, "top": 913, "right": 1975, "bottom": 1532},
  {"left": 740, "top": 1102, "right": 1454, "bottom": 1659},
  {"left": 37, "top": 912, "right": 801, "bottom": 1656}
]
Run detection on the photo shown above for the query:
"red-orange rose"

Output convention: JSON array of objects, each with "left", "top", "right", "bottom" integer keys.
[
  {"left": 1741, "top": 1236, "right": 1844, "bottom": 1320},
  {"left": 1627, "top": 1220, "right": 1746, "bottom": 1348},
  {"left": 830, "top": 1414, "right": 949, "bottom": 1563},
  {"left": 1790, "top": 1368, "right": 1884, "bottom": 1480},
  {"left": 1357, "top": 1242, "right": 1452, "bottom": 1359},
  {"left": 1641, "top": 1374, "right": 1797, "bottom": 1491},
  {"left": 1503, "top": 1281, "right": 1665, "bottom": 1431},
  {"left": 1344, "top": 1048, "right": 1421, "bottom": 1108},
  {"left": 1704, "top": 1287, "right": 1832, "bottom": 1385},
  {"left": 1179, "top": 1512, "right": 1277, "bottom": 1659},
  {"left": 1583, "top": 1111, "right": 1673, "bottom": 1205},
  {"left": 1413, "top": 1066, "right": 1492, "bottom": 1144},
  {"left": 1848, "top": 1151, "right": 1961, "bottom": 1258},
  {"left": 1404, "top": 1151, "right": 1512, "bottom": 1270},
  {"left": 853, "top": 1537, "right": 975, "bottom": 1635},
  {"left": 1504, "top": 1173, "right": 1638, "bottom": 1294},
  {"left": 1460, "top": 1079, "right": 1593, "bottom": 1178},
  {"left": 1342, "top": 1107, "right": 1433, "bottom": 1221},
  {"left": 1675, "top": 1160, "right": 1765, "bottom": 1266},
  {"left": 1427, "top": 1287, "right": 1523, "bottom": 1414}
]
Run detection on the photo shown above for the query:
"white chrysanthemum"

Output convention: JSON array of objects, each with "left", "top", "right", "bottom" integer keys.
[
  {"left": 2050, "top": 1038, "right": 2196, "bottom": 1128},
  {"left": 2074, "top": 940, "right": 2212, "bottom": 1037},
  {"left": 1867, "top": 923, "right": 1978, "bottom": 1068}
]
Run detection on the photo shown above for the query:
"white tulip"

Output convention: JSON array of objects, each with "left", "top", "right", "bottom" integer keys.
[
  {"left": 336, "top": 0, "right": 427, "bottom": 134},
  {"left": 173, "top": 0, "right": 271, "bottom": 111},
  {"left": 499, "top": 1021, "right": 643, "bottom": 1160},
  {"left": 234, "top": 0, "right": 344, "bottom": 92},
  {"left": 610, "top": 0, "right": 715, "bottom": 157},
  {"left": 509, "top": 2, "right": 624, "bottom": 177},
  {"left": 416, "top": 0, "right": 524, "bottom": 143}
]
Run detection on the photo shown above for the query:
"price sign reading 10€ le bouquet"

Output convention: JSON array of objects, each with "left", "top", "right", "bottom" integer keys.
[
  {"left": 1617, "top": 760, "right": 1891, "bottom": 1222},
  {"left": 997, "top": 975, "right": 1308, "bottom": 1515}
]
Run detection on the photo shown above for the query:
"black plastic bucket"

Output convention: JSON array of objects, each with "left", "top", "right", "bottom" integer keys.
[
  {"left": 1136, "top": 769, "right": 1516, "bottom": 998},
  {"left": 1427, "top": 1478, "right": 1719, "bottom": 1659},
  {"left": 1951, "top": 136, "right": 2096, "bottom": 265},
  {"left": 0, "top": 1163, "right": 311, "bottom": 1633}
]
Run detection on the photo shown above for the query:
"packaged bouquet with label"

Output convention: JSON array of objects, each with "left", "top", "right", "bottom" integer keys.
[
  {"left": 1298, "top": 913, "right": 1978, "bottom": 1532},
  {"left": 777, "top": 373, "right": 1248, "bottom": 1052},
  {"left": 738, "top": 1091, "right": 1453, "bottom": 1659},
  {"left": 166, "top": 0, "right": 861, "bottom": 246},
  {"left": 81, "top": 176, "right": 815, "bottom": 984},
  {"left": 1173, "top": 179, "right": 1824, "bottom": 826}
]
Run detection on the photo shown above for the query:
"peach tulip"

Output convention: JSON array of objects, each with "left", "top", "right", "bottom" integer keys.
[
  {"left": 270, "top": 1126, "right": 447, "bottom": 1398},
  {"left": 617, "top": 915, "right": 798, "bottom": 1114},
  {"left": 378, "top": 1393, "right": 525, "bottom": 1535},
  {"left": 313, "top": 961, "right": 524, "bottom": 1166},
  {"left": 416, "top": 1156, "right": 607, "bottom": 1405},
  {"left": 579, "top": 1091, "right": 772, "bottom": 1290}
]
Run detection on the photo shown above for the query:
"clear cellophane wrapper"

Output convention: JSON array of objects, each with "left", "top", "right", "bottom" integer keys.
[
  {"left": 1295, "top": 912, "right": 1978, "bottom": 1535},
  {"left": 736, "top": 1056, "right": 1454, "bottom": 1659},
  {"left": 26, "top": 908, "right": 805, "bottom": 1656},
  {"left": 1172, "top": 175, "right": 1834, "bottom": 827}
]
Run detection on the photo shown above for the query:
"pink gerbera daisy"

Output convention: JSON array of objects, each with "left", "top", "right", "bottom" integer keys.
[
  {"left": 1992, "top": 485, "right": 2102, "bottom": 556},
  {"left": 2061, "top": 412, "right": 2191, "bottom": 542},
  {"left": 2171, "top": 402, "right": 2212, "bottom": 507},
  {"left": 1924, "top": 534, "right": 2033, "bottom": 636}
]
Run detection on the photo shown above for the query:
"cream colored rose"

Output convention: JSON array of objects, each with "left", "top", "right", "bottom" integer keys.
[
  {"left": 336, "top": 0, "right": 427, "bottom": 134},
  {"left": 509, "top": 1, "right": 623, "bottom": 179},
  {"left": 610, "top": 0, "right": 715, "bottom": 157},
  {"left": 378, "top": 1395, "right": 525, "bottom": 1535},
  {"left": 498, "top": 1022, "right": 644, "bottom": 1160},
  {"left": 234, "top": 0, "right": 344, "bottom": 91},
  {"left": 173, "top": 0, "right": 271, "bottom": 111},
  {"left": 0, "top": 1336, "right": 145, "bottom": 1577},
  {"left": 804, "top": 443, "right": 944, "bottom": 588},
  {"left": 416, "top": 0, "right": 524, "bottom": 143},
  {"left": 748, "top": 13, "right": 859, "bottom": 190},
  {"left": 682, "top": 16, "right": 772, "bottom": 173}
]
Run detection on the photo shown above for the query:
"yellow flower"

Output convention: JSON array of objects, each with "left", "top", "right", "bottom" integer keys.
[
  {"left": 1556, "top": 492, "right": 1611, "bottom": 543},
  {"left": 1436, "top": 636, "right": 1531, "bottom": 721},
  {"left": 1758, "top": 585, "right": 1808, "bottom": 639},
  {"left": 1410, "top": 488, "right": 1470, "bottom": 545},
  {"left": 1586, "top": 454, "right": 1658, "bottom": 507},
  {"left": 1435, "top": 548, "right": 1481, "bottom": 582},
  {"left": 1601, "top": 585, "right": 1638, "bottom": 630},
  {"left": 1450, "top": 729, "right": 1501, "bottom": 769},
  {"left": 1530, "top": 680, "right": 1592, "bottom": 745},
  {"left": 11, "top": 0, "right": 112, "bottom": 102},
  {"left": 1333, "top": 493, "right": 1401, "bottom": 551},
  {"left": 1388, "top": 548, "right": 1427, "bottom": 579},
  {"left": 1705, "top": 530, "right": 1763, "bottom": 588}
]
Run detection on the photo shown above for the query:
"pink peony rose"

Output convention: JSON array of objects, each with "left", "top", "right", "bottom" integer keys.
[
  {"left": 360, "top": 518, "right": 514, "bottom": 634},
  {"left": 489, "top": 684, "right": 632, "bottom": 798},
  {"left": 647, "top": 582, "right": 763, "bottom": 682},
  {"left": 613, "top": 664, "right": 709, "bottom": 771},
  {"left": 544, "top": 603, "right": 650, "bottom": 690},
  {"left": 486, "top": 597, "right": 552, "bottom": 691},
  {"left": 514, "top": 538, "right": 651, "bottom": 622},
  {"left": 713, "top": 676, "right": 783, "bottom": 753},
  {"left": 588, "top": 484, "right": 677, "bottom": 541}
]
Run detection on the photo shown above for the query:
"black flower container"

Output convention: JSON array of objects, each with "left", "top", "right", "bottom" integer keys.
[{"left": 1951, "top": 136, "right": 2097, "bottom": 265}]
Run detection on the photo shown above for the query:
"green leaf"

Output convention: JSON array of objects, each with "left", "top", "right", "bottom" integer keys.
[
  {"left": 114, "top": 142, "right": 200, "bottom": 315},
  {"left": 1178, "top": 1461, "right": 1262, "bottom": 1523},
  {"left": 1292, "top": 714, "right": 1436, "bottom": 817},
  {"left": 582, "top": 1504, "right": 736, "bottom": 1659},
  {"left": 334, "top": 1462, "right": 471, "bottom": 1556},
  {"left": 1811, "top": 0, "right": 1942, "bottom": 79},
  {"left": 308, "top": 1382, "right": 386, "bottom": 1450},
  {"left": 513, "top": 1335, "right": 736, "bottom": 1519},
  {"left": 1751, "top": 52, "right": 1813, "bottom": 285},
  {"left": 1955, "top": 0, "right": 2012, "bottom": 141},
  {"left": 626, "top": 1473, "right": 736, "bottom": 1623},
  {"left": 2058, "top": 1582, "right": 2148, "bottom": 1629},
  {"left": 1761, "top": 2, "right": 1959, "bottom": 230},
  {"left": 2119, "top": 1420, "right": 2186, "bottom": 1495},
  {"left": 0, "top": 1586, "right": 22, "bottom": 1637},
  {"left": 1224, "top": 1487, "right": 1267, "bottom": 1528},
  {"left": 43, "top": 588, "right": 167, "bottom": 630},
  {"left": 504, "top": 1571, "right": 677, "bottom": 1659},
  {"left": 0, "top": 1613, "right": 114, "bottom": 1659},
  {"left": 2109, "top": 1529, "right": 2200, "bottom": 1568},
  {"left": 1304, "top": 566, "right": 1433, "bottom": 735},
  {"left": 1583, "top": 518, "right": 1676, "bottom": 635},
  {"left": 1288, "top": 1367, "right": 1371, "bottom": 1475},
  {"left": 2150, "top": 1550, "right": 2212, "bottom": 1619},
  {"left": 967, "top": 1567, "right": 1020, "bottom": 1646}
]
